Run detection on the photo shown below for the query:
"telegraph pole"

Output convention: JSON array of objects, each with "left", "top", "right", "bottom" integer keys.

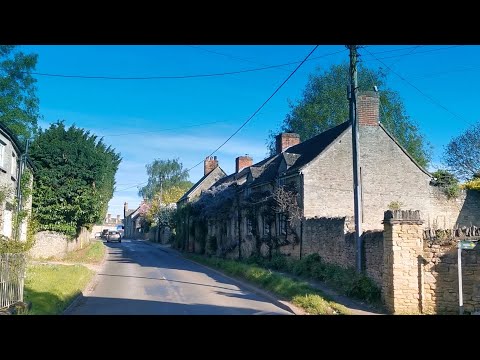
[{"left": 348, "top": 45, "right": 363, "bottom": 273}]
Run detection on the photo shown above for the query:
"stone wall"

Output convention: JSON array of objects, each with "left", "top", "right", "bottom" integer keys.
[
  {"left": 381, "top": 210, "right": 480, "bottom": 314},
  {"left": 294, "top": 217, "right": 384, "bottom": 287},
  {"left": 422, "top": 242, "right": 480, "bottom": 314},
  {"left": 382, "top": 210, "right": 424, "bottom": 314},
  {"left": 29, "top": 227, "right": 91, "bottom": 259}
]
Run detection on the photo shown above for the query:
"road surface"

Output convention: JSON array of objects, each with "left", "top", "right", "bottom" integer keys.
[{"left": 66, "top": 239, "right": 292, "bottom": 315}]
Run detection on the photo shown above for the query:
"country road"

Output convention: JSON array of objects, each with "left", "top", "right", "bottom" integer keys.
[{"left": 65, "top": 239, "right": 292, "bottom": 315}]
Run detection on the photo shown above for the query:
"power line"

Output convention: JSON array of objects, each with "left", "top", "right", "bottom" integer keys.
[
  {"left": 187, "top": 45, "right": 319, "bottom": 173},
  {"left": 373, "top": 45, "right": 462, "bottom": 61},
  {"left": 188, "top": 45, "right": 291, "bottom": 73},
  {"left": 25, "top": 48, "right": 344, "bottom": 81},
  {"left": 364, "top": 46, "right": 421, "bottom": 122},
  {"left": 363, "top": 47, "right": 472, "bottom": 126}
]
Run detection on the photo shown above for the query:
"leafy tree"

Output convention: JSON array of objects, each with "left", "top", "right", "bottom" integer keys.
[
  {"left": 444, "top": 122, "right": 480, "bottom": 181},
  {"left": 267, "top": 62, "right": 431, "bottom": 168},
  {"left": 431, "top": 170, "right": 460, "bottom": 199},
  {"left": 29, "top": 121, "right": 121, "bottom": 236},
  {"left": 138, "top": 158, "right": 192, "bottom": 201},
  {"left": 0, "top": 45, "right": 40, "bottom": 141}
]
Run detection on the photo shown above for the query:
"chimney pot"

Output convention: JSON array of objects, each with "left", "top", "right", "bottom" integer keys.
[
  {"left": 357, "top": 91, "right": 380, "bottom": 126},
  {"left": 204, "top": 156, "right": 219, "bottom": 175},
  {"left": 275, "top": 133, "right": 300, "bottom": 154},
  {"left": 236, "top": 155, "right": 253, "bottom": 173}
]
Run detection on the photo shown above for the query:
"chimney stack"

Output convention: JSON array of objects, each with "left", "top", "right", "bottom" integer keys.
[
  {"left": 107, "top": 213, "right": 111, "bottom": 223},
  {"left": 124, "top": 202, "right": 128, "bottom": 218},
  {"left": 204, "top": 155, "right": 219, "bottom": 175},
  {"left": 236, "top": 155, "right": 253, "bottom": 173},
  {"left": 357, "top": 91, "right": 380, "bottom": 126},
  {"left": 275, "top": 133, "right": 300, "bottom": 154}
]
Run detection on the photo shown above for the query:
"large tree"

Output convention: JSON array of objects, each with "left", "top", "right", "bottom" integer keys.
[
  {"left": 444, "top": 122, "right": 480, "bottom": 181},
  {"left": 0, "top": 45, "right": 40, "bottom": 141},
  {"left": 138, "top": 158, "right": 192, "bottom": 201},
  {"left": 267, "top": 62, "right": 431, "bottom": 168},
  {"left": 29, "top": 121, "right": 121, "bottom": 236}
]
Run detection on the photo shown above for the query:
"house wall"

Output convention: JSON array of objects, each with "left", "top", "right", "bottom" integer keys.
[
  {"left": 0, "top": 131, "right": 21, "bottom": 239},
  {"left": 302, "top": 125, "right": 480, "bottom": 230}
]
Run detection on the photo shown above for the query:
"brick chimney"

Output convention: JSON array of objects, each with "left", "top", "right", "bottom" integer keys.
[
  {"left": 276, "top": 133, "right": 300, "bottom": 154},
  {"left": 236, "top": 155, "right": 253, "bottom": 173},
  {"left": 204, "top": 156, "right": 218, "bottom": 175},
  {"left": 357, "top": 91, "right": 380, "bottom": 126}
]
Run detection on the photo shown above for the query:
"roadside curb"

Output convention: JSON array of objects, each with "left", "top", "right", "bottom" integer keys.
[
  {"left": 143, "top": 241, "right": 306, "bottom": 315},
  {"left": 62, "top": 241, "right": 108, "bottom": 315}
]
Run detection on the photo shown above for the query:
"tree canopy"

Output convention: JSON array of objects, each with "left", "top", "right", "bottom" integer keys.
[
  {"left": 444, "top": 122, "right": 480, "bottom": 181},
  {"left": 29, "top": 121, "right": 121, "bottom": 236},
  {"left": 138, "top": 158, "right": 192, "bottom": 201},
  {"left": 267, "top": 62, "right": 431, "bottom": 168},
  {"left": 0, "top": 45, "right": 40, "bottom": 141}
]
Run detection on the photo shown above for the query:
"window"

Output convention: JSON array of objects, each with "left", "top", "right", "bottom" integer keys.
[
  {"left": 246, "top": 218, "right": 253, "bottom": 235},
  {"left": 0, "top": 142, "right": 5, "bottom": 168},
  {"left": 11, "top": 152, "right": 16, "bottom": 177},
  {"left": 263, "top": 217, "right": 270, "bottom": 236},
  {"left": 278, "top": 213, "right": 287, "bottom": 235}
]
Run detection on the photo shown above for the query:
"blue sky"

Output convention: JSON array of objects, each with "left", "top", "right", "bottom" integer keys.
[{"left": 20, "top": 45, "right": 480, "bottom": 217}]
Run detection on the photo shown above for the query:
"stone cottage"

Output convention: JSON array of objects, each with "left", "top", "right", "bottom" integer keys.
[
  {"left": 123, "top": 201, "right": 150, "bottom": 239},
  {"left": 0, "top": 123, "right": 34, "bottom": 241},
  {"left": 177, "top": 91, "right": 480, "bottom": 258}
]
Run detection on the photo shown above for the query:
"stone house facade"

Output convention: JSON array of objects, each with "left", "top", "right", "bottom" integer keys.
[
  {"left": 0, "top": 124, "right": 34, "bottom": 241},
  {"left": 177, "top": 91, "right": 480, "bottom": 259},
  {"left": 123, "top": 201, "right": 150, "bottom": 239}
]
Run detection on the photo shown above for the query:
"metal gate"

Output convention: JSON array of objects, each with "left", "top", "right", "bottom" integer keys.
[{"left": 0, "top": 253, "right": 26, "bottom": 309}]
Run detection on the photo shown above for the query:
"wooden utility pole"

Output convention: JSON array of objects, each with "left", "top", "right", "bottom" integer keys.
[{"left": 348, "top": 45, "right": 363, "bottom": 273}]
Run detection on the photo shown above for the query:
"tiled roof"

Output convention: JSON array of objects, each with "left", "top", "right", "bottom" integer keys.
[
  {"left": 283, "top": 120, "right": 351, "bottom": 174},
  {"left": 178, "top": 166, "right": 227, "bottom": 202}
]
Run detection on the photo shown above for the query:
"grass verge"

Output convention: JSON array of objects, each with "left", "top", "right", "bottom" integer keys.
[
  {"left": 186, "top": 254, "right": 350, "bottom": 315},
  {"left": 24, "top": 264, "right": 94, "bottom": 315},
  {"left": 246, "top": 253, "right": 382, "bottom": 306},
  {"left": 62, "top": 241, "right": 106, "bottom": 264}
]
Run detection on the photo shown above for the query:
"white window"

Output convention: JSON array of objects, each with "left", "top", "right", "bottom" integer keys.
[
  {"left": 278, "top": 213, "right": 287, "bottom": 235},
  {"left": 263, "top": 217, "right": 270, "bottom": 236},
  {"left": 246, "top": 218, "right": 253, "bottom": 235},
  {"left": 11, "top": 152, "right": 16, "bottom": 177},
  {"left": 0, "top": 142, "right": 5, "bottom": 168}
]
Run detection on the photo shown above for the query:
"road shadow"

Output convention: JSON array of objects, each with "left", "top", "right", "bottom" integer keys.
[{"left": 65, "top": 293, "right": 288, "bottom": 315}]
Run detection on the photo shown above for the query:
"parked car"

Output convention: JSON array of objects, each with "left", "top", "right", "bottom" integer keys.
[{"left": 105, "top": 230, "right": 122, "bottom": 243}]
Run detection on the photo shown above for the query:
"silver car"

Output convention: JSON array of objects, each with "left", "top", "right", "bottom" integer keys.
[{"left": 106, "top": 230, "right": 122, "bottom": 243}]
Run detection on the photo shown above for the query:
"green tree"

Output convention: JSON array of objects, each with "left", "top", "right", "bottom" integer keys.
[
  {"left": 267, "top": 62, "right": 431, "bottom": 168},
  {"left": 444, "top": 122, "right": 480, "bottom": 181},
  {"left": 431, "top": 169, "right": 460, "bottom": 199},
  {"left": 138, "top": 158, "right": 192, "bottom": 201},
  {"left": 0, "top": 45, "right": 40, "bottom": 140},
  {"left": 29, "top": 121, "right": 121, "bottom": 236}
]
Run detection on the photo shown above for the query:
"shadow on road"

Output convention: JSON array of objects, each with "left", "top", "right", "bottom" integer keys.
[{"left": 66, "top": 292, "right": 287, "bottom": 315}]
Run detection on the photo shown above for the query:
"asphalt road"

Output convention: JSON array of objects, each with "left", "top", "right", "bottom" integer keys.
[{"left": 66, "top": 239, "right": 292, "bottom": 315}]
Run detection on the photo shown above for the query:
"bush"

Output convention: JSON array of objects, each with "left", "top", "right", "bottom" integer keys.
[{"left": 248, "top": 252, "right": 381, "bottom": 305}]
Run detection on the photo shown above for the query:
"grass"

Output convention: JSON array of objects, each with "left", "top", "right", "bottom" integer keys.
[
  {"left": 186, "top": 254, "right": 349, "bottom": 315},
  {"left": 246, "top": 253, "right": 382, "bottom": 306},
  {"left": 62, "top": 241, "right": 106, "bottom": 264},
  {"left": 24, "top": 264, "right": 94, "bottom": 315}
]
